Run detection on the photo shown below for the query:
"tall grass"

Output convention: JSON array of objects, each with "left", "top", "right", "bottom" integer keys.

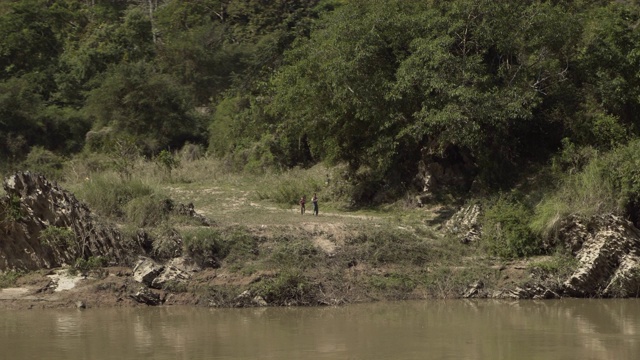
[
  {"left": 255, "top": 166, "right": 327, "bottom": 205},
  {"left": 531, "top": 140, "right": 640, "bottom": 236},
  {"left": 74, "top": 174, "right": 155, "bottom": 218}
]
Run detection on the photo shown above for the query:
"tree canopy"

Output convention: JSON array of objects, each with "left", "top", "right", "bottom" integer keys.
[{"left": 1, "top": 0, "right": 640, "bottom": 197}]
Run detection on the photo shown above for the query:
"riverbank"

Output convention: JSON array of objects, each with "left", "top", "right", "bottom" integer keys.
[{"left": 1, "top": 158, "right": 638, "bottom": 310}]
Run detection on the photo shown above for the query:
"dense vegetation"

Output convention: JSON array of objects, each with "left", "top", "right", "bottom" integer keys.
[{"left": 3, "top": 0, "right": 640, "bottom": 260}]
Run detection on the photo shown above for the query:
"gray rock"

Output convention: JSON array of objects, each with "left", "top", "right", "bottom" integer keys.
[
  {"left": 130, "top": 287, "right": 162, "bottom": 306},
  {"left": 151, "top": 265, "right": 191, "bottom": 289},
  {"left": 133, "top": 257, "right": 164, "bottom": 286},
  {"left": 560, "top": 214, "right": 640, "bottom": 297},
  {"left": 252, "top": 296, "right": 268, "bottom": 307},
  {"left": 0, "top": 172, "right": 140, "bottom": 271},
  {"left": 444, "top": 204, "right": 482, "bottom": 244}
]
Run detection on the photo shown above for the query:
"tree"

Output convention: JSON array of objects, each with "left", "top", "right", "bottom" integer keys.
[{"left": 84, "top": 61, "right": 203, "bottom": 154}]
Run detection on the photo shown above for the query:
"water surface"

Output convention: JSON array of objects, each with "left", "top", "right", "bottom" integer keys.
[{"left": 2, "top": 299, "right": 638, "bottom": 360}]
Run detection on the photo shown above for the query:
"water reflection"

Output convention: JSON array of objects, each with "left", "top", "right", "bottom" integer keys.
[{"left": 1, "top": 299, "right": 638, "bottom": 360}]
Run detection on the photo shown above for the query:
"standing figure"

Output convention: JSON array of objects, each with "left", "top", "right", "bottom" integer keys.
[
  {"left": 300, "top": 195, "right": 306, "bottom": 214},
  {"left": 312, "top": 193, "right": 319, "bottom": 216}
]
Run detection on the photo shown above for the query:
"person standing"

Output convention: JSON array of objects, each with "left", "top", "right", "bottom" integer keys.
[
  {"left": 312, "top": 193, "right": 318, "bottom": 216},
  {"left": 300, "top": 195, "right": 306, "bottom": 214}
]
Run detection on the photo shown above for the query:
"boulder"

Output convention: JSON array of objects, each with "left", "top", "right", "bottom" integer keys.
[
  {"left": 130, "top": 286, "right": 163, "bottom": 306},
  {"left": 151, "top": 265, "right": 191, "bottom": 289},
  {"left": 133, "top": 257, "right": 164, "bottom": 286}
]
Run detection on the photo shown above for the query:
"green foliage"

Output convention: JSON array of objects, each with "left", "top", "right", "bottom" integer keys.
[
  {"left": 39, "top": 226, "right": 75, "bottom": 249},
  {"left": 368, "top": 273, "right": 416, "bottom": 293},
  {"left": 124, "top": 196, "right": 168, "bottom": 227},
  {"left": 75, "top": 176, "right": 154, "bottom": 219},
  {"left": 529, "top": 251, "right": 578, "bottom": 280},
  {"left": 482, "top": 196, "right": 543, "bottom": 258},
  {"left": 255, "top": 167, "right": 324, "bottom": 205},
  {"left": 20, "top": 147, "right": 65, "bottom": 181},
  {"left": 150, "top": 224, "right": 182, "bottom": 260},
  {"left": 84, "top": 61, "right": 202, "bottom": 154},
  {"left": 0, "top": 194, "right": 23, "bottom": 223},
  {"left": 72, "top": 256, "right": 108, "bottom": 273},
  {"left": 270, "top": 240, "right": 321, "bottom": 270},
  {"left": 251, "top": 270, "right": 317, "bottom": 306},
  {"left": 182, "top": 227, "right": 227, "bottom": 268},
  {"left": 182, "top": 226, "right": 258, "bottom": 268},
  {"left": 0, "top": 270, "right": 21, "bottom": 289},
  {"left": 155, "top": 150, "right": 179, "bottom": 178},
  {"left": 343, "top": 227, "right": 431, "bottom": 265},
  {"left": 532, "top": 139, "right": 640, "bottom": 235},
  {"left": 3, "top": 0, "right": 640, "bottom": 208}
]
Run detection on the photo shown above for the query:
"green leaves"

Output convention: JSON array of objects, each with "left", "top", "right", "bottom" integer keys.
[{"left": 84, "top": 61, "right": 200, "bottom": 154}]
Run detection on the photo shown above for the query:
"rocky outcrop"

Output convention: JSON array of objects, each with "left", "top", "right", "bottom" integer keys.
[
  {"left": 444, "top": 204, "right": 481, "bottom": 244},
  {"left": 132, "top": 256, "right": 192, "bottom": 290},
  {"left": 130, "top": 286, "right": 163, "bottom": 306},
  {"left": 0, "top": 172, "right": 140, "bottom": 271},
  {"left": 559, "top": 215, "right": 640, "bottom": 297}
]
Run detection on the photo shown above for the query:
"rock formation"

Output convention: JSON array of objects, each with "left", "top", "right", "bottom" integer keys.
[
  {"left": 444, "top": 204, "right": 481, "bottom": 244},
  {"left": 559, "top": 214, "right": 640, "bottom": 297},
  {"left": 0, "top": 172, "right": 139, "bottom": 271}
]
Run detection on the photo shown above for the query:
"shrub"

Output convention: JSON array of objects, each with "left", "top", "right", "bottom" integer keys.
[
  {"left": 39, "top": 226, "right": 76, "bottom": 249},
  {"left": 71, "top": 256, "right": 108, "bottom": 275},
  {"left": 251, "top": 270, "right": 317, "bottom": 306},
  {"left": 181, "top": 226, "right": 258, "bottom": 268},
  {"left": 482, "top": 196, "right": 543, "bottom": 258},
  {"left": 0, "top": 270, "right": 21, "bottom": 288},
  {"left": 155, "top": 149, "right": 179, "bottom": 178},
  {"left": 0, "top": 194, "right": 22, "bottom": 223},
  {"left": 343, "top": 227, "right": 431, "bottom": 265},
  {"left": 151, "top": 225, "right": 183, "bottom": 260},
  {"left": 20, "top": 147, "right": 65, "bottom": 181},
  {"left": 270, "top": 240, "right": 321, "bottom": 270},
  {"left": 124, "top": 195, "right": 168, "bottom": 227},
  {"left": 75, "top": 176, "right": 154, "bottom": 218},
  {"left": 182, "top": 228, "right": 227, "bottom": 268},
  {"left": 532, "top": 139, "right": 640, "bottom": 235},
  {"left": 255, "top": 166, "right": 325, "bottom": 205}
]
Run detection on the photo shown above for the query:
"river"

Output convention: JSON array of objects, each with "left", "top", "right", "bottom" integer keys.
[{"left": 1, "top": 299, "right": 638, "bottom": 360}]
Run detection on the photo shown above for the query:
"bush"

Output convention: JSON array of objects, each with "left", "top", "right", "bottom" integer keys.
[
  {"left": 39, "top": 226, "right": 76, "bottom": 249},
  {"left": 70, "top": 256, "right": 108, "bottom": 275},
  {"left": 270, "top": 240, "right": 321, "bottom": 270},
  {"left": 0, "top": 270, "right": 21, "bottom": 289},
  {"left": 251, "top": 270, "right": 318, "bottom": 306},
  {"left": 124, "top": 195, "right": 168, "bottom": 227},
  {"left": 255, "top": 167, "right": 325, "bottom": 205},
  {"left": 20, "top": 147, "right": 65, "bottom": 181},
  {"left": 482, "top": 196, "right": 543, "bottom": 258},
  {"left": 0, "top": 194, "right": 22, "bottom": 223},
  {"left": 343, "top": 227, "right": 431, "bottom": 265},
  {"left": 532, "top": 139, "right": 640, "bottom": 235},
  {"left": 182, "top": 228, "right": 227, "bottom": 268},
  {"left": 150, "top": 225, "right": 183, "bottom": 260},
  {"left": 75, "top": 176, "right": 154, "bottom": 218}
]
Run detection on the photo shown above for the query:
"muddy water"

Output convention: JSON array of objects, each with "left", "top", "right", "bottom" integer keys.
[{"left": 1, "top": 299, "right": 639, "bottom": 360}]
